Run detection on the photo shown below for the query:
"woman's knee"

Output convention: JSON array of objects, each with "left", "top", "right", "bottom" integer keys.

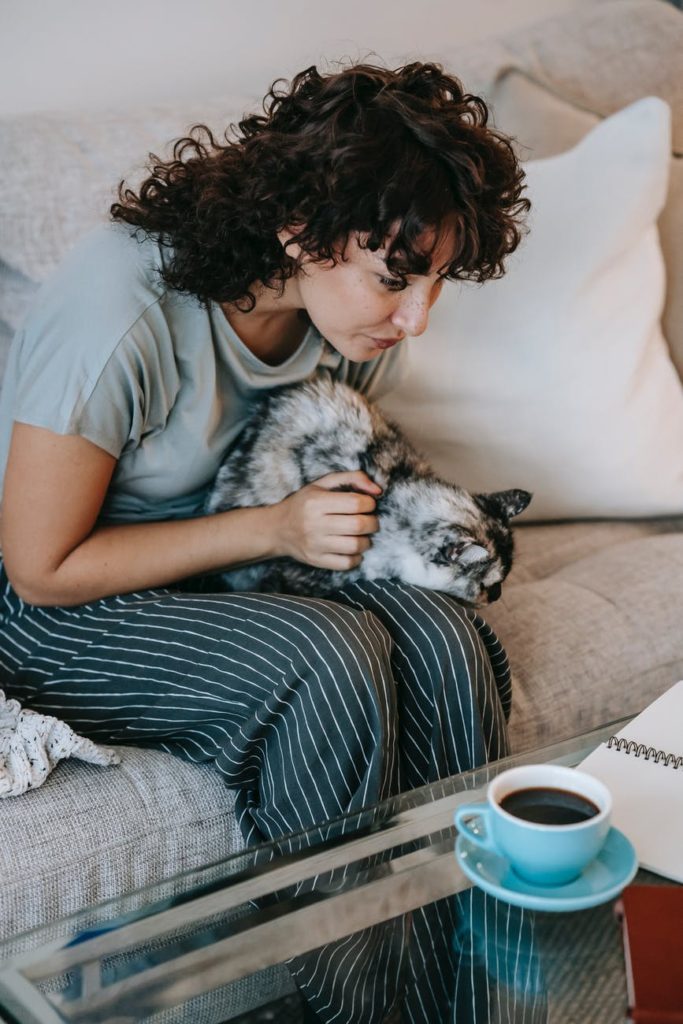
[
  {"left": 345, "top": 581, "right": 492, "bottom": 681},
  {"left": 417, "top": 589, "right": 489, "bottom": 668},
  {"left": 290, "top": 599, "right": 396, "bottom": 725}
]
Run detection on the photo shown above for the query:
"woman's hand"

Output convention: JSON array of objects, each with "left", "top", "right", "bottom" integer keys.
[{"left": 271, "top": 471, "right": 382, "bottom": 571}]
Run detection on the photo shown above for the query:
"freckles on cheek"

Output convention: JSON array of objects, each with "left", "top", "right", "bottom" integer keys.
[
  {"left": 338, "top": 271, "right": 373, "bottom": 324},
  {"left": 354, "top": 272, "right": 387, "bottom": 321}
]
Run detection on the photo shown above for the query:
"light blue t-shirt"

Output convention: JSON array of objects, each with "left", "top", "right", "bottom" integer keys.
[{"left": 0, "top": 222, "right": 405, "bottom": 524}]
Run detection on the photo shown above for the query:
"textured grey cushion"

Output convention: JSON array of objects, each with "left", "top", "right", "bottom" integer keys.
[
  {"left": 495, "top": 517, "right": 683, "bottom": 754},
  {"left": 0, "top": 745, "right": 243, "bottom": 946},
  {"left": 0, "top": 745, "right": 294, "bottom": 1018},
  {"left": 0, "top": 95, "right": 256, "bottom": 361},
  {"left": 0, "top": 95, "right": 256, "bottom": 284}
]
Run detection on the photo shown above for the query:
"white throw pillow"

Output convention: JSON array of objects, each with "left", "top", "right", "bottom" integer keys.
[{"left": 378, "top": 97, "right": 683, "bottom": 521}]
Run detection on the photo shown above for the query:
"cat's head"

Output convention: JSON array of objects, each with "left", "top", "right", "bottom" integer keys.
[{"left": 374, "top": 479, "right": 532, "bottom": 606}]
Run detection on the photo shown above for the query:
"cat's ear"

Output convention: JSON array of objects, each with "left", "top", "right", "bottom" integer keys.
[{"left": 475, "top": 489, "right": 532, "bottom": 521}]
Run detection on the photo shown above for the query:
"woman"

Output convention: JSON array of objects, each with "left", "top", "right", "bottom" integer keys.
[{"left": 0, "top": 62, "right": 537, "bottom": 1021}]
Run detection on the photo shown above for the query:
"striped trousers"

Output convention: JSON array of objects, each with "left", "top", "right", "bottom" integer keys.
[{"left": 0, "top": 560, "right": 545, "bottom": 1022}]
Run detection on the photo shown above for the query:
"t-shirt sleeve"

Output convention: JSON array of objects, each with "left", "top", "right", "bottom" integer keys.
[
  {"left": 14, "top": 318, "right": 181, "bottom": 459},
  {"left": 63, "top": 338, "right": 146, "bottom": 457},
  {"left": 8, "top": 223, "right": 173, "bottom": 458}
]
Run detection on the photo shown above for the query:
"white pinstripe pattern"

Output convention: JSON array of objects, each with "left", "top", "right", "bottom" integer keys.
[{"left": 0, "top": 562, "right": 543, "bottom": 1022}]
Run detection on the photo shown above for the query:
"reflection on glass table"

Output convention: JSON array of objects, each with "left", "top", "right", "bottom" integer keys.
[{"left": 0, "top": 716, "right": 674, "bottom": 1024}]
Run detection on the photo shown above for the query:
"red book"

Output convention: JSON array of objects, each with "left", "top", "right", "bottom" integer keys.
[{"left": 614, "top": 885, "right": 683, "bottom": 1023}]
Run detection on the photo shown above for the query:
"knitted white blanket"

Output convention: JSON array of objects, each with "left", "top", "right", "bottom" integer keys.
[{"left": 0, "top": 689, "right": 121, "bottom": 797}]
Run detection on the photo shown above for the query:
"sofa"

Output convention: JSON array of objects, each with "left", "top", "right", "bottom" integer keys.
[{"left": 1, "top": 0, "right": 682, "bottom": 1019}]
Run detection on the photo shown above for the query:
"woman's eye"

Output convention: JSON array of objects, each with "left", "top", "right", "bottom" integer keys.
[{"left": 378, "top": 276, "right": 406, "bottom": 291}]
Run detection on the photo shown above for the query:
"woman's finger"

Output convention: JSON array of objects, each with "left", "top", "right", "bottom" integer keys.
[
  {"left": 323, "top": 514, "right": 379, "bottom": 536},
  {"left": 313, "top": 490, "right": 378, "bottom": 515},
  {"left": 312, "top": 470, "right": 382, "bottom": 494},
  {"left": 317, "top": 552, "right": 365, "bottom": 571},
  {"left": 323, "top": 535, "right": 372, "bottom": 556}
]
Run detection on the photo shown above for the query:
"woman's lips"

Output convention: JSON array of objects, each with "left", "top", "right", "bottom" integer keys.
[{"left": 370, "top": 336, "right": 401, "bottom": 349}]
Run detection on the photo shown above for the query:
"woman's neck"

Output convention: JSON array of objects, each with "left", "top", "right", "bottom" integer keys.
[
  {"left": 218, "top": 273, "right": 311, "bottom": 366},
  {"left": 219, "top": 302, "right": 311, "bottom": 366}
]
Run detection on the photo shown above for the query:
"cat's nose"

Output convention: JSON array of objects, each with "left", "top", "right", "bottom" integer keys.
[{"left": 486, "top": 583, "right": 502, "bottom": 603}]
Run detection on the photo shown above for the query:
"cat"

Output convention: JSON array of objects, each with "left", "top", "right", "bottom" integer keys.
[{"left": 205, "top": 373, "right": 532, "bottom": 606}]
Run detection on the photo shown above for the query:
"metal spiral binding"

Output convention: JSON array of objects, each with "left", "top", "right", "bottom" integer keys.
[{"left": 606, "top": 735, "right": 683, "bottom": 769}]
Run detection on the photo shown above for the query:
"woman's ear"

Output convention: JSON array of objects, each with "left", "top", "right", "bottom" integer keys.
[{"left": 277, "top": 227, "right": 303, "bottom": 261}]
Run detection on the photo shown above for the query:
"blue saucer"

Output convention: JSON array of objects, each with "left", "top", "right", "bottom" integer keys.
[{"left": 454, "top": 826, "right": 638, "bottom": 912}]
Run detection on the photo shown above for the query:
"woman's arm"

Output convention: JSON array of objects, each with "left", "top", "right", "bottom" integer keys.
[
  {"left": 0, "top": 423, "right": 283, "bottom": 607},
  {"left": 0, "top": 423, "right": 379, "bottom": 608}
]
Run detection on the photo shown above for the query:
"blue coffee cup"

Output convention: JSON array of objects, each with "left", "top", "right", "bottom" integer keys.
[{"left": 454, "top": 764, "right": 612, "bottom": 886}]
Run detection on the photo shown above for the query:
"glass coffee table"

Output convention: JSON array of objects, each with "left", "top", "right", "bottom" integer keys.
[{"left": 0, "top": 717, "right": 672, "bottom": 1024}]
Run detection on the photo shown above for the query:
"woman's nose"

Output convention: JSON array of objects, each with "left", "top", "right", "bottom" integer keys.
[{"left": 391, "top": 293, "right": 430, "bottom": 337}]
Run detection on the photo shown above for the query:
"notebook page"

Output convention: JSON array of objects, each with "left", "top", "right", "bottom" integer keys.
[{"left": 579, "top": 681, "right": 683, "bottom": 883}]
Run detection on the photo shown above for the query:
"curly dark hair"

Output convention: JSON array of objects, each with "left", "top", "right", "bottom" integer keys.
[{"left": 110, "top": 60, "right": 530, "bottom": 311}]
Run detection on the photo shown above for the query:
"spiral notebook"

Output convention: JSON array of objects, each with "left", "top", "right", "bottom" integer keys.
[{"left": 579, "top": 681, "right": 683, "bottom": 883}]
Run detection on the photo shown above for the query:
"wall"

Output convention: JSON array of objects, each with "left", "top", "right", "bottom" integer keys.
[{"left": 0, "top": 0, "right": 595, "bottom": 116}]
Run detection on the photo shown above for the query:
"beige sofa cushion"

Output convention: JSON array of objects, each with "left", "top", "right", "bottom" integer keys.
[
  {"left": 441, "top": 0, "right": 683, "bottom": 378},
  {"left": 507, "top": 516, "right": 683, "bottom": 583},
  {"left": 501, "top": 0, "right": 683, "bottom": 152},
  {"left": 489, "top": 68, "right": 683, "bottom": 385},
  {"left": 660, "top": 160, "right": 683, "bottom": 379},
  {"left": 489, "top": 70, "right": 599, "bottom": 158},
  {"left": 494, "top": 516, "right": 683, "bottom": 754}
]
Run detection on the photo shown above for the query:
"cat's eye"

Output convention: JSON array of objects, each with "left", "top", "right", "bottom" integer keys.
[
  {"left": 435, "top": 540, "right": 467, "bottom": 566},
  {"left": 445, "top": 542, "right": 466, "bottom": 563}
]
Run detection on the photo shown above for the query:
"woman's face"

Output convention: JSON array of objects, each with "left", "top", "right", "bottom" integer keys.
[{"left": 280, "top": 224, "right": 455, "bottom": 362}]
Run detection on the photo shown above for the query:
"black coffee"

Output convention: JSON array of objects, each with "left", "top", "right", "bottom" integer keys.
[{"left": 500, "top": 787, "right": 599, "bottom": 826}]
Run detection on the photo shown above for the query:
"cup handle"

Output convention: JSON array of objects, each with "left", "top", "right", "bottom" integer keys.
[{"left": 454, "top": 802, "right": 497, "bottom": 852}]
